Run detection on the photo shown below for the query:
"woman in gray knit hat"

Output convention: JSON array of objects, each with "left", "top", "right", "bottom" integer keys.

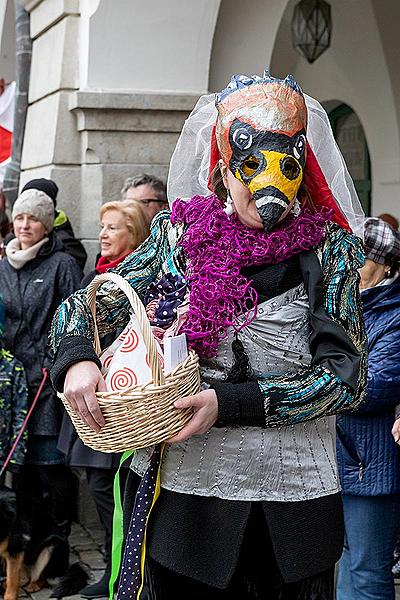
[
  {"left": 0, "top": 188, "right": 82, "bottom": 564},
  {"left": 6, "top": 189, "right": 55, "bottom": 266}
]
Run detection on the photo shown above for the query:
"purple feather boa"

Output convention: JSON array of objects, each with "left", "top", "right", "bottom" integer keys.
[{"left": 171, "top": 194, "right": 332, "bottom": 358}]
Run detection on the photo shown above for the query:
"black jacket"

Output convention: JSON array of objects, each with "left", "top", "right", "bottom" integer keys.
[
  {"left": 337, "top": 278, "right": 400, "bottom": 495},
  {"left": 53, "top": 209, "right": 87, "bottom": 271},
  {"left": 0, "top": 235, "right": 82, "bottom": 435},
  {"left": 144, "top": 254, "right": 345, "bottom": 586}
]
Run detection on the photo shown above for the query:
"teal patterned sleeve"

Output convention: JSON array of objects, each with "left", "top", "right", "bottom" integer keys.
[
  {"left": 50, "top": 211, "right": 184, "bottom": 353},
  {"left": 258, "top": 223, "right": 368, "bottom": 426}
]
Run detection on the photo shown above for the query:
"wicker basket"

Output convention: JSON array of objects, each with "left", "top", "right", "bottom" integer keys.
[{"left": 58, "top": 272, "right": 200, "bottom": 452}]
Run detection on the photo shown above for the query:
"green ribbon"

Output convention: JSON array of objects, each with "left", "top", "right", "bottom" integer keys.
[{"left": 109, "top": 450, "right": 134, "bottom": 600}]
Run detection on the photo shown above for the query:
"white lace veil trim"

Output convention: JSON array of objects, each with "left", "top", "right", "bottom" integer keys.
[{"left": 167, "top": 92, "right": 365, "bottom": 238}]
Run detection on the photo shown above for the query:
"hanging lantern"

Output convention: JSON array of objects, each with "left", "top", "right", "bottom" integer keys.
[{"left": 291, "top": 0, "right": 332, "bottom": 64}]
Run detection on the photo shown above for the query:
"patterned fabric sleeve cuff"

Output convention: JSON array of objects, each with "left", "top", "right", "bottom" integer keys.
[
  {"left": 50, "top": 335, "right": 101, "bottom": 392},
  {"left": 396, "top": 405, "right": 400, "bottom": 420},
  {"left": 212, "top": 381, "right": 265, "bottom": 427}
]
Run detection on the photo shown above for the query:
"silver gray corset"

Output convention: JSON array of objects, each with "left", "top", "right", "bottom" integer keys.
[{"left": 131, "top": 283, "right": 340, "bottom": 501}]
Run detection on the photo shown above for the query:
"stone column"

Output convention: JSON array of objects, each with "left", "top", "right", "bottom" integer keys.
[
  {"left": 69, "top": 90, "right": 198, "bottom": 266},
  {"left": 19, "top": 0, "right": 81, "bottom": 223}
]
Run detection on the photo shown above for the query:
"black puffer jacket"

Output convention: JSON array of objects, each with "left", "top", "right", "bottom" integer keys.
[{"left": 0, "top": 235, "right": 82, "bottom": 435}]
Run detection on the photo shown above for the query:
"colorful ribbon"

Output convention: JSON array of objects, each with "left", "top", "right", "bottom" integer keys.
[
  {"left": 115, "top": 444, "right": 165, "bottom": 600},
  {"left": 109, "top": 450, "right": 134, "bottom": 600}
]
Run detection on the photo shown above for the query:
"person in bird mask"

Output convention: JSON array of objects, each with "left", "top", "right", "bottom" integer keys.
[{"left": 50, "top": 71, "right": 366, "bottom": 600}]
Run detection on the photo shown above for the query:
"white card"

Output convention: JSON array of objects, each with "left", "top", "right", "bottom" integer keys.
[{"left": 163, "top": 333, "right": 188, "bottom": 374}]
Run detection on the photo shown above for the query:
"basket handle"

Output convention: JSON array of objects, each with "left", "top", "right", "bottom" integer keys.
[{"left": 86, "top": 272, "right": 165, "bottom": 386}]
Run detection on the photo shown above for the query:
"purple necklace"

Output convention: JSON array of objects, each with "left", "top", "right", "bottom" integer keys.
[{"left": 171, "top": 194, "right": 331, "bottom": 358}]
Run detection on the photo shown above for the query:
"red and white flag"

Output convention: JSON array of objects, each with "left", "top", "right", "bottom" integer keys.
[{"left": 0, "top": 80, "right": 15, "bottom": 188}]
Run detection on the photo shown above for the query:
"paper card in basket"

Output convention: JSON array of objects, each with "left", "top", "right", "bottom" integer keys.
[
  {"left": 163, "top": 333, "right": 188, "bottom": 373},
  {"left": 100, "top": 316, "right": 164, "bottom": 391}
]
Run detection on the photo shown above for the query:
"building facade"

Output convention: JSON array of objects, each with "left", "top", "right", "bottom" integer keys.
[{"left": 1, "top": 0, "right": 399, "bottom": 263}]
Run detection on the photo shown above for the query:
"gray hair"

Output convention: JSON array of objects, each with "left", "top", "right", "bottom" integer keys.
[{"left": 121, "top": 174, "right": 167, "bottom": 202}]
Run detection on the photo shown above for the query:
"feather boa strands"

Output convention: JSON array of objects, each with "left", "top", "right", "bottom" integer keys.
[{"left": 171, "top": 194, "right": 332, "bottom": 358}]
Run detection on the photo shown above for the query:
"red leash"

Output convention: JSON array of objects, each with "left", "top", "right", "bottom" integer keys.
[{"left": 0, "top": 367, "right": 48, "bottom": 477}]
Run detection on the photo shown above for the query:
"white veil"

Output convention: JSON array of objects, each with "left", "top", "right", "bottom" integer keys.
[{"left": 167, "top": 91, "right": 365, "bottom": 238}]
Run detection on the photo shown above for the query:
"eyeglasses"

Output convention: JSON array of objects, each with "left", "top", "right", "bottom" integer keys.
[
  {"left": 132, "top": 198, "right": 168, "bottom": 207},
  {"left": 99, "top": 224, "right": 127, "bottom": 234}
]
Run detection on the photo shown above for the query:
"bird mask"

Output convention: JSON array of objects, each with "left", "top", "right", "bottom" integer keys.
[{"left": 215, "top": 72, "right": 308, "bottom": 232}]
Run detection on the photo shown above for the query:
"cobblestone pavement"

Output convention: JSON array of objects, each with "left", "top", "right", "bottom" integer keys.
[
  {"left": 13, "top": 520, "right": 400, "bottom": 599},
  {"left": 19, "top": 522, "right": 106, "bottom": 600}
]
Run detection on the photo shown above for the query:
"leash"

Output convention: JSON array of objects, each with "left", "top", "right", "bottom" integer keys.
[{"left": 0, "top": 367, "right": 48, "bottom": 477}]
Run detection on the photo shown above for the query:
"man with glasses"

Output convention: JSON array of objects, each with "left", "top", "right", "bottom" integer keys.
[{"left": 121, "top": 173, "right": 168, "bottom": 224}]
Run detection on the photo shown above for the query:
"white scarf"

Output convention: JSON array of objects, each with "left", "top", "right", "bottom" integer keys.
[{"left": 5, "top": 237, "right": 49, "bottom": 270}]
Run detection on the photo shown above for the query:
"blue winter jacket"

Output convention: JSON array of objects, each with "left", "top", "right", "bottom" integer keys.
[{"left": 337, "top": 278, "right": 400, "bottom": 495}]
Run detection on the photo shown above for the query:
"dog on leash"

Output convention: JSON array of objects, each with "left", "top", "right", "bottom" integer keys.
[{"left": 0, "top": 487, "right": 88, "bottom": 600}]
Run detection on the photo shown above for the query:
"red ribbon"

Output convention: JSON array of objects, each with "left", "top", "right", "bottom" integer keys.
[{"left": 0, "top": 368, "right": 48, "bottom": 477}]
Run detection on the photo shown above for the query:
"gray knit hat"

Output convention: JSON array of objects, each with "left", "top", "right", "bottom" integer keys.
[
  {"left": 363, "top": 217, "right": 400, "bottom": 265},
  {"left": 12, "top": 189, "right": 54, "bottom": 233}
]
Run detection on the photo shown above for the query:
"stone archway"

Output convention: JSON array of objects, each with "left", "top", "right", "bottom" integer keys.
[
  {"left": 328, "top": 102, "right": 372, "bottom": 216},
  {"left": 270, "top": 0, "right": 400, "bottom": 217},
  {"left": 208, "top": 0, "right": 289, "bottom": 93}
]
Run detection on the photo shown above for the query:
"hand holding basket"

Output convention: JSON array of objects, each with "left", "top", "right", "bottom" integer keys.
[{"left": 59, "top": 272, "right": 200, "bottom": 452}]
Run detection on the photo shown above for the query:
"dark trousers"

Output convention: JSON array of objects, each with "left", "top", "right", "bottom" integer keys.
[
  {"left": 86, "top": 467, "right": 130, "bottom": 569},
  {"left": 86, "top": 467, "right": 116, "bottom": 570},
  {"left": 146, "top": 502, "right": 334, "bottom": 600},
  {"left": 16, "top": 464, "right": 76, "bottom": 539}
]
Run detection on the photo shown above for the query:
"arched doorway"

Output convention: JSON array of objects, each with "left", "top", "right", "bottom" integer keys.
[{"left": 329, "top": 104, "right": 371, "bottom": 216}]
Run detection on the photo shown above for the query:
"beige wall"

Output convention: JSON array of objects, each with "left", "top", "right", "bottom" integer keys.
[
  {"left": 80, "top": 0, "right": 220, "bottom": 93},
  {"left": 14, "top": 0, "right": 400, "bottom": 257},
  {"left": 209, "top": 0, "right": 287, "bottom": 92}
]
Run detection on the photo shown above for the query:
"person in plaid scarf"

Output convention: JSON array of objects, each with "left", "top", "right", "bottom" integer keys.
[{"left": 338, "top": 217, "right": 400, "bottom": 599}]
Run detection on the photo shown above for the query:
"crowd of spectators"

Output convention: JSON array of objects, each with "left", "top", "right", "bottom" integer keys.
[
  {"left": 0, "top": 173, "right": 166, "bottom": 598},
  {"left": 0, "top": 173, "right": 400, "bottom": 599}
]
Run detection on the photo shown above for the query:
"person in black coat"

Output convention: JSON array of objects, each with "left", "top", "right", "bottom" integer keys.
[
  {"left": 0, "top": 188, "right": 82, "bottom": 537},
  {"left": 336, "top": 217, "right": 400, "bottom": 599}
]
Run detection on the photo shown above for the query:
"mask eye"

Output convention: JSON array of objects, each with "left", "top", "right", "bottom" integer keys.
[
  {"left": 293, "top": 135, "right": 306, "bottom": 160},
  {"left": 232, "top": 127, "right": 253, "bottom": 151},
  {"left": 242, "top": 156, "right": 260, "bottom": 177},
  {"left": 280, "top": 156, "right": 301, "bottom": 180}
]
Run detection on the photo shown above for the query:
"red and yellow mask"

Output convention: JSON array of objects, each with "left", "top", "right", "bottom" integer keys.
[{"left": 215, "top": 73, "right": 308, "bottom": 232}]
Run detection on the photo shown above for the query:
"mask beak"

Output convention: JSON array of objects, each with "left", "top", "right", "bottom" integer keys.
[
  {"left": 253, "top": 192, "right": 291, "bottom": 232},
  {"left": 243, "top": 150, "right": 303, "bottom": 232}
]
